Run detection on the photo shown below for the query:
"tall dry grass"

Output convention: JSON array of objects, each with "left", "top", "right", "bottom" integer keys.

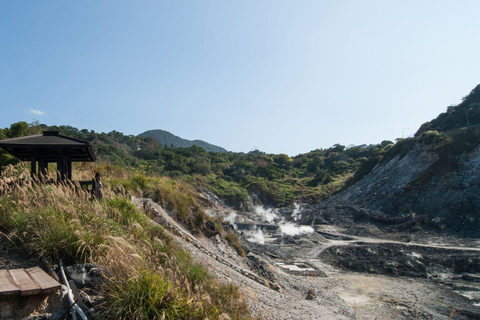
[
  {"left": 0, "top": 163, "right": 252, "bottom": 320},
  {"left": 108, "top": 174, "right": 208, "bottom": 233}
]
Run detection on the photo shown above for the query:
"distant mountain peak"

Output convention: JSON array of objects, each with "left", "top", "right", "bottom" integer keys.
[{"left": 138, "top": 129, "right": 227, "bottom": 153}]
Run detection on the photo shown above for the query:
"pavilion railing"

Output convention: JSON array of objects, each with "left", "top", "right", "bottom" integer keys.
[{"left": 79, "top": 180, "right": 103, "bottom": 199}]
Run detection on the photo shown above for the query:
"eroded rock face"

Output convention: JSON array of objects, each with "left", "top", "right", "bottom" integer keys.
[
  {"left": 246, "top": 253, "right": 277, "bottom": 284},
  {"left": 311, "top": 143, "right": 480, "bottom": 236},
  {"left": 334, "top": 143, "right": 439, "bottom": 207},
  {"left": 321, "top": 244, "right": 428, "bottom": 277},
  {"left": 320, "top": 243, "right": 480, "bottom": 278}
]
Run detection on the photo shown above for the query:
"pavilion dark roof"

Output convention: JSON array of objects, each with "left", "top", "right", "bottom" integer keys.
[{"left": 0, "top": 131, "right": 96, "bottom": 162}]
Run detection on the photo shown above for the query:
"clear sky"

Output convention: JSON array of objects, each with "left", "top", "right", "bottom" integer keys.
[{"left": 1, "top": 1, "right": 479, "bottom": 156}]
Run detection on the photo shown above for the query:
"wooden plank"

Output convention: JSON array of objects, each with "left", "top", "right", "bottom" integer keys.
[
  {"left": 8, "top": 269, "right": 41, "bottom": 296},
  {"left": 26, "top": 267, "right": 61, "bottom": 294},
  {"left": 0, "top": 269, "right": 20, "bottom": 295}
]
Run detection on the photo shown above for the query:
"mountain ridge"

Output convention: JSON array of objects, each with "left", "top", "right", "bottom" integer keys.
[
  {"left": 416, "top": 84, "right": 480, "bottom": 135},
  {"left": 138, "top": 129, "right": 228, "bottom": 153},
  {"left": 310, "top": 84, "right": 480, "bottom": 236}
]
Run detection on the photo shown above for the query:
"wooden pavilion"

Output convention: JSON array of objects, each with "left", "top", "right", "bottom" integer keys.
[{"left": 0, "top": 131, "right": 96, "bottom": 180}]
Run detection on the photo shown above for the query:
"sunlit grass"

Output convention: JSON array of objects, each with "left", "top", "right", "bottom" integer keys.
[{"left": 0, "top": 163, "right": 252, "bottom": 320}]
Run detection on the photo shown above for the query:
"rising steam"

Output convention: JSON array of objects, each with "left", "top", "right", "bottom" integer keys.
[
  {"left": 291, "top": 203, "right": 303, "bottom": 221},
  {"left": 223, "top": 211, "right": 238, "bottom": 229},
  {"left": 225, "top": 204, "right": 313, "bottom": 245},
  {"left": 254, "top": 206, "right": 279, "bottom": 223},
  {"left": 246, "top": 227, "right": 265, "bottom": 245},
  {"left": 279, "top": 222, "right": 314, "bottom": 237}
]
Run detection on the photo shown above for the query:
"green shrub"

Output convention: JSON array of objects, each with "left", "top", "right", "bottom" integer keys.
[
  {"left": 225, "top": 232, "right": 246, "bottom": 257},
  {"left": 102, "top": 270, "right": 190, "bottom": 320}
]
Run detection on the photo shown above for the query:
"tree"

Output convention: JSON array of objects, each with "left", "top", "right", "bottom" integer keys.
[
  {"left": 7, "top": 121, "right": 29, "bottom": 138},
  {"left": 273, "top": 154, "right": 293, "bottom": 169},
  {"left": 331, "top": 143, "right": 345, "bottom": 152}
]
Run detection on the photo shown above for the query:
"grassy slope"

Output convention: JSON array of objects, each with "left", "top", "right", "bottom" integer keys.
[{"left": 0, "top": 163, "right": 251, "bottom": 320}]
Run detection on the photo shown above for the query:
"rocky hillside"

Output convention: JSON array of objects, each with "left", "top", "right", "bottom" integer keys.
[
  {"left": 416, "top": 84, "right": 480, "bottom": 135},
  {"left": 138, "top": 129, "right": 227, "bottom": 153},
  {"left": 313, "top": 84, "right": 480, "bottom": 237}
]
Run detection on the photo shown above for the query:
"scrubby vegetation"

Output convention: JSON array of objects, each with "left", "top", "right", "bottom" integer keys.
[
  {"left": 0, "top": 163, "right": 251, "bottom": 320},
  {"left": 346, "top": 127, "right": 480, "bottom": 192},
  {"left": 225, "top": 231, "right": 246, "bottom": 258},
  {"left": 416, "top": 84, "right": 480, "bottom": 135},
  {"left": 405, "top": 128, "right": 480, "bottom": 189},
  {"left": 0, "top": 121, "right": 394, "bottom": 208}
]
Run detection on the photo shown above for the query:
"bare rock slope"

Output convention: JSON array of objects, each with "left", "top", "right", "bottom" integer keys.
[
  {"left": 313, "top": 133, "right": 480, "bottom": 236},
  {"left": 133, "top": 197, "right": 480, "bottom": 320}
]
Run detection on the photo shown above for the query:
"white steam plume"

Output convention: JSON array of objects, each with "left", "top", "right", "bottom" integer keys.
[
  {"left": 246, "top": 227, "right": 265, "bottom": 245},
  {"left": 223, "top": 211, "right": 237, "bottom": 229},
  {"left": 279, "top": 222, "right": 314, "bottom": 237},
  {"left": 254, "top": 206, "right": 279, "bottom": 223},
  {"left": 291, "top": 202, "right": 303, "bottom": 221}
]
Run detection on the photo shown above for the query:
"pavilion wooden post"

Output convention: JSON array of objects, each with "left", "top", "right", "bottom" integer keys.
[
  {"left": 59, "top": 158, "right": 65, "bottom": 180},
  {"left": 56, "top": 159, "right": 62, "bottom": 180},
  {"left": 67, "top": 157, "right": 72, "bottom": 180},
  {"left": 38, "top": 158, "right": 48, "bottom": 179},
  {"left": 30, "top": 155, "right": 37, "bottom": 179},
  {"left": 56, "top": 156, "right": 72, "bottom": 181}
]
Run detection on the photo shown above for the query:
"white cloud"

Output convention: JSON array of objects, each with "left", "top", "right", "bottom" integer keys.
[{"left": 28, "top": 108, "right": 46, "bottom": 116}]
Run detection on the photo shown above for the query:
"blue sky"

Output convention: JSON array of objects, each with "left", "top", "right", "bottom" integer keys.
[{"left": 1, "top": 1, "right": 479, "bottom": 155}]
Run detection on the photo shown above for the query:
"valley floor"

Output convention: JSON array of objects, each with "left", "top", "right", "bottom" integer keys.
[
  {"left": 2, "top": 197, "right": 479, "bottom": 320},
  {"left": 137, "top": 198, "right": 480, "bottom": 320}
]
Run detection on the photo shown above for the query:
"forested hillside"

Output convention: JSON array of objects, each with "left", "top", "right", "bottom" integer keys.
[
  {"left": 138, "top": 129, "right": 227, "bottom": 153},
  {"left": 0, "top": 121, "right": 393, "bottom": 209}
]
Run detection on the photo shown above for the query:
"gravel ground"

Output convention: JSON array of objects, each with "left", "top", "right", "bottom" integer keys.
[
  {"left": 133, "top": 197, "right": 480, "bottom": 320},
  {"left": 185, "top": 233, "right": 480, "bottom": 320},
  {"left": 3, "top": 198, "right": 478, "bottom": 320}
]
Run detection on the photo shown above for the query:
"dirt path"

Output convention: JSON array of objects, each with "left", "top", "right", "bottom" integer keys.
[
  {"left": 134, "top": 197, "right": 480, "bottom": 320},
  {"left": 315, "top": 225, "right": 480, "bottom": 253}
]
